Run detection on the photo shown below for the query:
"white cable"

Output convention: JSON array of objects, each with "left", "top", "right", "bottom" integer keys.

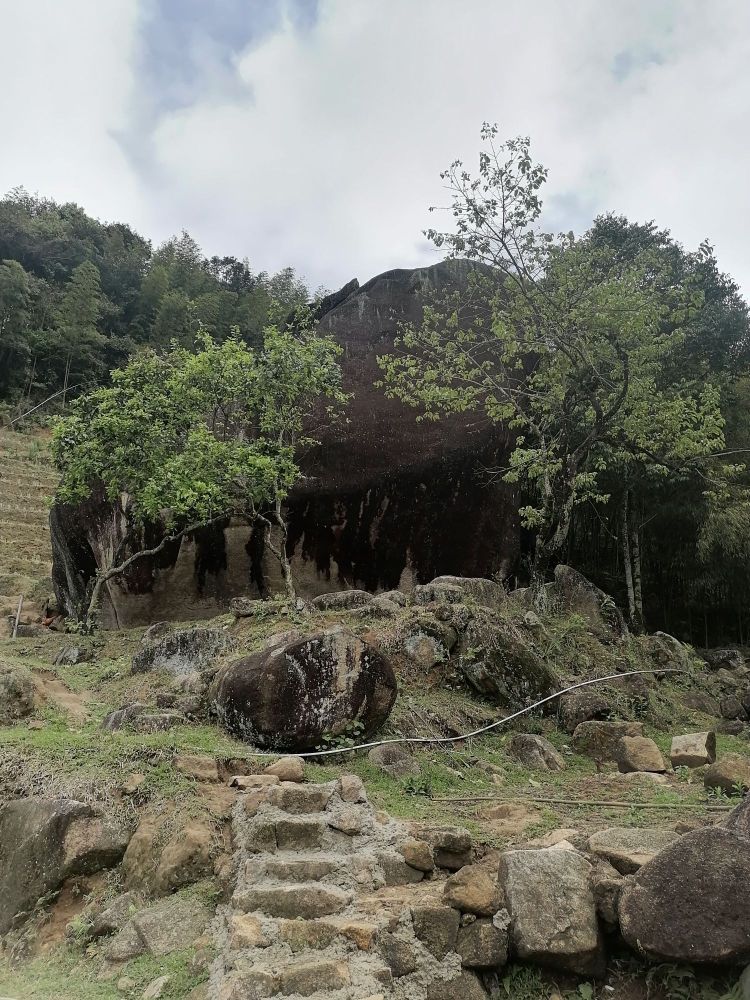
[{"left": 239, "top": 667, "right": 683, "bottom": 759}]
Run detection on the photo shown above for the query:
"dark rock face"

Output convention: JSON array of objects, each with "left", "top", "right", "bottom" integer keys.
[
  {"left": 617, "top": 825, "right": 750, "bottom": 964},
  {"left": 51, "top": 261, "right": 519, "bottom": 627},
  {"left": 131, "top": 627, "right": 234, "bottom": 681},
  {"left": 0, "top": 798, "right": 130, "bottom": 933},
  {"left": 209, "top": 627, "right": 397, "bottom": 750}
]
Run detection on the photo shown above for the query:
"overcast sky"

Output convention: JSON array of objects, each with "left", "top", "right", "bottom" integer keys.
[{"left": 1, "top": 0, "right": 749, "bottom": 295}]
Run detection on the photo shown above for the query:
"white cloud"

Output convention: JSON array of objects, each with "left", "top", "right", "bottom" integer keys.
[
  {"left": 1, "top": 0, "right": 750, "bottom": 295},
  {"left": 0, "top": 0, "right": 143, "bottom": 226}
]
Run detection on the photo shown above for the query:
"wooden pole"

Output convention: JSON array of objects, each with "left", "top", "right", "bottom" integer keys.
[
  {"left": 12, "top": 595, "right": 23, "bottom": 638},
  {"left": 430, "top": 794, "right": 733, "bottom": 812}
]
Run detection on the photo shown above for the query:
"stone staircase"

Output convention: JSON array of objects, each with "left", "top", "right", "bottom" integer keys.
[{"left": 212, "top": 773, "right": 483, "bottom": 1000}]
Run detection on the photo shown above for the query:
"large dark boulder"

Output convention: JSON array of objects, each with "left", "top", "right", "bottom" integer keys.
[
  {"left": 209, "top": 627, "right": 397, "bottom": 750},
  {"left": 0, "top": 798, "right": 131, "bottom": 933},
  {"left": 51, "top": 261, "right": 519, "bottom": 626},
  {"left": 617, "top": 822, "right": 750, "bottom": 964}
]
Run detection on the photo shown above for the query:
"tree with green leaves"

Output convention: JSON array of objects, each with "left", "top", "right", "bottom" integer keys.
[
  {"left": 378, "top": 125, "right": 728, "bottom": 603},
  {"left": 0, "top": 258, "right": 31, "bottom": 398},
  {"left": 52, "top": 324, "right": 347, "bottom": 626},
  {"left": 55, "top": 260, "right": 106, "bottom": 400}
]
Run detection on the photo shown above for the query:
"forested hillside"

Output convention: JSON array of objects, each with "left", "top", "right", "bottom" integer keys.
[{"left": 0, "top": 188, "right": 310, "bottom": 410}]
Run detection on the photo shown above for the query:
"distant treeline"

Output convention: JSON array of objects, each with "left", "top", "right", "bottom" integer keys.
[{"left": 0, "top": 188, "right": 311, "bottom": 408}]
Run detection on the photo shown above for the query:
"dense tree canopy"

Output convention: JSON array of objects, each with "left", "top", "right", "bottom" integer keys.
[
  {"left": 0, "top": 189, "right": 312, "bottom": 411},
  {"left": 379, "top": 126, "right": 750, "bottom": 634},
  {"left": 53, "top": 326, "right": 347, "bottom": 622}
]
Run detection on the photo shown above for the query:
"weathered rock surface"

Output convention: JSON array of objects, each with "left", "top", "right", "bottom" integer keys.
[
  {"left": 587, "top": 827, "right": 679, "bottom": 875},
  {"left": 443, "top": 865, "right": 503, "bottom": 916},
  {"left": 210, "top": 627, "right": 397, "bottom": 749},
  {"left": 132, "top": 627, "right": 233, "bottom": 679},
  {"left": 616, "top": 735, "right": 668, "bottom": 774},
  {"left": 368, "top": 744, "right": 420, "bottom": 777},
  {"left": 618, "top": 825, "right": 750, "bottom": 963},
  {"left": 310, "top": 589, "right": 373, "bottom": 611},
  {"left": 0, "top": 798, "right": 130, "bottom": 933},
  {"left": 670, "top": 731, "right": 716, "bottom": 768},
  {"left": 458, "top": 615, "right": 557, "bottom": 707},
  {"left": 415, "top": 576, "right": 505, "bottom": 610},
  {"left": 558, "top": 689, "right": 611, "bottom": 733},
  {"left": 52, "top": 645, "right": 93, "bottom": 666},
  {"left": 704, "top": 754, "right": 750, "bottom": 794},
  {"left": 551, "top": 564, "right": 627, "bottom": 637},
  {"left": 500, "top": 848, "right": 604, "bottom": 975},
  {"left": 0, "top": 661, "right": 35, "bottom": 723},
  {"left": 702, "top": 648, "right": 745, "bottom": 671},
  {"left": 572, "top": 720, "right": 644, "bottom": 762},
  {"left": 508, "top": 733, "right": 565, "bottom": 771}
]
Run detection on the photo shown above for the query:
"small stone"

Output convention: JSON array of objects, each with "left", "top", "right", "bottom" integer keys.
[
  {"left": 704, "top": 755, "right": 750, "bottom": 795},
  {"left": 327, "top": 806, "right": 364, "bottom": 836},
  {"left": 378, "top": 851, "right": 424, "bottom": 886},
  {"left": 154, "top": 820, "right": 213, "bottom": 894},
  {"left": 616, "top": 735, "right": 668, "bottom": 774},
  {"left": 174, "top": 754, "right": 219, "bottom": 782},
  {"left": 399, "top": 838, "right": 435, "bottom": 872},
  {"left": 245, "top": 818, "right": 277, "bottom": 853},
  {"left": 338, "top": 774, "right": 367, "bottom": 803},
  {"left": 670, "top": 732, "right": 716, "bottom": 768},
  {"left": 277, "top": 918, "right": 337, "bottom": 952},
  {"left": 228, "top": 913, "right": 271, "bottom": 949},
  {"left": 379, "top": 932, "right": 419, "bottom": 977},
  {"left": 456, "top": 917, "right": 509, "bottom": 969},
  {"left": 90, "top": 892, "right": 137, "bottom": 938},
  {"left": 265, "top": 857, "right": 337, "bottom": 882},
  {"left": 326, "top": 917, "right": 378, "bottom": 950},
  {"left": 367, "top": 743, "right": 420, "bottom": 777},
  {"left": 420, "top": 826, "right": 473, "bottom": 870},
  {"left": 443, "top": 865, "right": 503, "bottom": 916},
  {"left": 230, "top": 773, "right": 280, "bottom": 789},
  {"left": 265, "top": 755, "right": 305, "bottom": 783},
  {"left": 426, "top": 971, "right": 489, "bottom": 1000},
  {"left": 411, "top": 905, "right": 460, "bottom": 959},
  {"left": 117, "top": 976, "right": 136, "bottom": 993},
  {"left": 104, "top": 922, "right": 144, "bottom": 962},
  {"left": 572, "top": 720, "right": 644, "bottom": 762},
  {"left": 508, "top": 733, "right": 565, "bottom": 771},
  {"left": 142, "top": 976, "right": 170, "bottom": 1000},
  {"left": 121, "top": 773, "right": 146, "bottom": 796}
]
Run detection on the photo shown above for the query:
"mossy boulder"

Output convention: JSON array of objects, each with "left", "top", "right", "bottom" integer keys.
[{"left": 458, "top": 613, "right": 557, "bottom": 707}]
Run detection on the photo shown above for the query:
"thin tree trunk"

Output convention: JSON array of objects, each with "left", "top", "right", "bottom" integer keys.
[
  {"left": 620, "top": 492, "right": 636, "bottom": 626},
  {"left": 62, "top": 353, "right": 71, "bottom": 409},
  {"left": 84, "top": 514, "right": 227, "bottom": 627},
  {"left": 630, "top": 509, "right": 644, "bottom": 633}
]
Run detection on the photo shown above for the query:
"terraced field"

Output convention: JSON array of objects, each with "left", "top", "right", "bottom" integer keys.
[{"left": 0, "top": 427, "right": 58, "bottom": 630}]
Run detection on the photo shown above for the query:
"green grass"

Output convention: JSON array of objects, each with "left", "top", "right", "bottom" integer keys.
[{"left": 0, "top": 947, "right": 207, "bottom": 999}]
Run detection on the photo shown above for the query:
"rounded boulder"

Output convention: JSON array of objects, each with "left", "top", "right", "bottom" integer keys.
[{"left": 209, "top": 627, "right": 397, "bottom": 750}]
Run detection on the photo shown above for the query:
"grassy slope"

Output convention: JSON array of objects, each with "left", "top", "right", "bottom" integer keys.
[{"left": 0, "top": 432, "right": 747, "bottom": 999}]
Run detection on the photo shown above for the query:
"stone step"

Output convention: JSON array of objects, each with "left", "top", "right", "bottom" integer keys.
[
  {"left": 232, "top": 882, "right": 353, "bottom": 919},
  {"left": 219, "top": 951, "right": 393, "bottom": 1000}
]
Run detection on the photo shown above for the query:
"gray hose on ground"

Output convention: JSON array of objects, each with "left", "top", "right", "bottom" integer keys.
[{"left": 240, "top": 667, "right": 684, "bottom": 759}]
